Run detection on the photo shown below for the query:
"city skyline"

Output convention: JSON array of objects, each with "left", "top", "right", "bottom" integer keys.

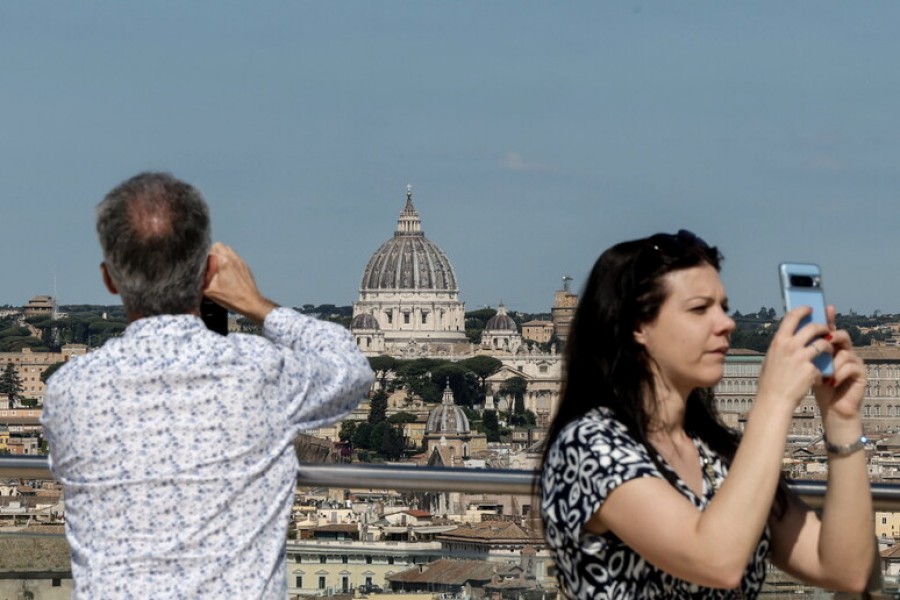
[{"left": 4, "top": 3, "right": 900, "bottom": 314}]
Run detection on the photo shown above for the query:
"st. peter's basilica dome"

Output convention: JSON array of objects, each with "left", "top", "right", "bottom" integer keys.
[
  {"left": 359, "top": 186, "right": 458, "bottom": 292},
  {"left": 351, "top": 185, "right": 468, "bottom": 355}
]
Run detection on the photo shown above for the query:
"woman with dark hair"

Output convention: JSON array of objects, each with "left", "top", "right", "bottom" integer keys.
[{"left": 540, "top": 230, "right": 873, "bottom": 599}]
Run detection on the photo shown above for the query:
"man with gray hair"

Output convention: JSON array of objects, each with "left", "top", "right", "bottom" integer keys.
[{"left": 42, "top": 172, "right": 374, "bottom": 598}]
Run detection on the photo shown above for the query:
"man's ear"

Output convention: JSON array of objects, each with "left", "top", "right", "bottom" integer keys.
[
  {"left": 203, "top": 253, "right": 218, "bottom": 291},
  {"left": 100, "top": 263, "right": 119, "bottom": 295}
]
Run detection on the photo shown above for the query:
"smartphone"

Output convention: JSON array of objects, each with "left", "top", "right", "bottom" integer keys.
[
  {"left": 778, "top": 263, "right": 833, "bottom": 376},
  {"left": 200, "top": 296, "right": 229, "bottom": 336}
]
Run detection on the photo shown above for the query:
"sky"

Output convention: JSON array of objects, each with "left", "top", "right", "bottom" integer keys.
[{"left": 3, "top": 2, "right": 900, "bottom": 315}]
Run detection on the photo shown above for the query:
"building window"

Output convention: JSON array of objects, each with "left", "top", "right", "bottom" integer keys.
[
  {"left": 318, "top": 576, "right": 326, "bottom": 589},
  {"left": 342, "top": 576, "right": 349, "bottom": 592},
  {"left": 403, "top": 313, "right": 410, "bottom": 324},
  {"left": 320, "top": 556, "right": 327, "bottom": 564},
  {"left": 296, "top": 576, "right": 303, "bottom": 588},
  {"left": 386, "top": 311, "right": 393, "bottom": 324},
  {"left": 365, "top": 556, "right": 373, "bottom": 564},
  {"left": 295, "top": 555, "right": 302, "bottom": 563},
  {"left": 342, "top": 555, "right": 348, "bottom": 564},
  {"left": 388, "top": 557, "right": 394, "bottom": 565},
  {"left": 421, "top": 312, "right": 428, "bottom": 324},
  {"left": 52, "top": 579, "right": 61, "bottom": 587}
]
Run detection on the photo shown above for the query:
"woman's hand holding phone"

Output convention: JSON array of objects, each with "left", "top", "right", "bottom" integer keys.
[{"left": 812, "top": 306, "right": 866, "bottom": 421}]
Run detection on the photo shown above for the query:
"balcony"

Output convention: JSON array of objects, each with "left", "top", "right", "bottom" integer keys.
[{"left": 0, "top": 456, "right": 897, "bottom": 598}]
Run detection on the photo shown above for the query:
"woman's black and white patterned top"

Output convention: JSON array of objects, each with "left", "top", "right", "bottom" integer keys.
[{"left": 541, "top": 406, "right": 770, "bottom": 599}]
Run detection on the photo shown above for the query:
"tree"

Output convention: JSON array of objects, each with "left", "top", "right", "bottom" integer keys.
[
  {"left": 339, "top": 421, "right": 358, "bottom": 443},
  {"left": 0, "top": 363, "right": 23, "bottom": 407},
  {"left": 40, "top": 361, "right": 65, "bottom": 384},
  {"left": 387, "top": 411, "right": 417, "bottom": 424},
  {"left": 510, "top": 409, "right": 537, "bottom": 427},
  {"left": 481, "top": 410, "right": 501, "bottom": 443},
  {"left": 368, "top": 355, "right": 398, "bottom": 389},
  {"left": 352, "top": 422, "right": 373, "bottom": 449},
  {"left": 368, "top": 389, "right": 388, "bottom": 425},
  {"left": 459, "top": 355, "right": 502, "bottom": 394},
  {"left": 369, "top": 421, "right": 406, "bottom": 460},
  {"left": 499, "top": 376, "right": 528, "bottom": 416},
  {"left": 395, "top": 358, "right": 445, "bottom": 403},
  {"left": 730, "top": 326, "right": 775, "bottom": 353},
  {"left": 464, "top": 308, "right": 497, "bottom": 329},
  {"left": 430, "top": 363, "right": 476, "bottom": 406},
  {"left": 379, "top": 425, "right": 407, "bottom": 460}
]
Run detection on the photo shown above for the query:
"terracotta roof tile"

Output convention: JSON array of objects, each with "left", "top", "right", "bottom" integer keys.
[
  {"left": 388, "top": 559, "right": 515, "bottom": 585},
  {"left": 0, "top": 535, "right": 70, "bottom": 573}
]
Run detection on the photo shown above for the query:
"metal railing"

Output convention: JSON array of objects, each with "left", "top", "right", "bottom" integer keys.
[
  {"left": 6, "top": 456, "right": 900, "bottom": 511},
  {"left": 2, "top": 456, "right": 897, "bottom": 598}
]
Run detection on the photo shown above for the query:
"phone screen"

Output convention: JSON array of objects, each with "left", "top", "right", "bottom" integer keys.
[{"left": 778, "top": 263, "right": 833, "bottom": 376}]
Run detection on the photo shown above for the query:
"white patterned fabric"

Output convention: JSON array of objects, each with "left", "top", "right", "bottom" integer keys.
[
  {"left": 541, "top": 406, "right": 769, "bottom": 599},
  {"left": 42, "top": 308, "right": 374, "bottom": 599}
]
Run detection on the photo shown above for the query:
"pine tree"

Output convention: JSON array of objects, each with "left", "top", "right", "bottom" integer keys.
[
  {"left": 368, "top": 389, "right": 388, "bottom": 425},
  {"left": 0, "top": 363, "right": 23, "bottom": 407}
]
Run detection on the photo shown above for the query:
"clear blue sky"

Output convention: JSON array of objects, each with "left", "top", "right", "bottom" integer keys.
[{"left": 3, "top": 2, "right": 899, "bottom": 315}]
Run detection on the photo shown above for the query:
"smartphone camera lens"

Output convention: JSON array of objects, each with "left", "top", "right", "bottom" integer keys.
[{"left": 791, "top": 275, "right": 819, "bottom": 287}]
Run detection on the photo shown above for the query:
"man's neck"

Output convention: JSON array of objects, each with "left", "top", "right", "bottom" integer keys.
[{"left": 125, "top": 308, "right": 201, "bottom": 323}]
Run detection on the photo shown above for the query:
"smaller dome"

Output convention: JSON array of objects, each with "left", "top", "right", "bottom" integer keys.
[
  {"left": 426, "top": 381, "right": 470, "bottom": 435},
  {"left": 484, "top": 304, "right": 517, "bottom": 332},
  {"left": 351, "top": 313, "right": 380, "bottom": 330}
]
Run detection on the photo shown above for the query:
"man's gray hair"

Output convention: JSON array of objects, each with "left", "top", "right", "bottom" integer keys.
[{"left": 96, "top": 172, "right": 211, "bottom": 316}]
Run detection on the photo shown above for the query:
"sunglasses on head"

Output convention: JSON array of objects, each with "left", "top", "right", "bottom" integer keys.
[{"left": 648, "top": 229, "right": 710, "bottom": 255}]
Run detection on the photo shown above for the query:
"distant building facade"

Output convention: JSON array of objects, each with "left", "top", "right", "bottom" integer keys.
[
  {"left": 521, "top": 320, "right": 554, "bottom": 344},
  {"left": 550, "top": 285, "right": 577, "bottom": 343},
  {"left": 1, "top": 345, "right": 87, "bottom": 403},
  {"left": 716, "top": 345, "right": 900, "bottom": 437},
  {"left": 24, "top": 295, "right": 56, "bottom": 319}
]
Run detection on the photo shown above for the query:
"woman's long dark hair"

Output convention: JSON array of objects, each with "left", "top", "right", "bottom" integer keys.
[{"left": 542, "top": 230, "right": 786, "bottom": 515}]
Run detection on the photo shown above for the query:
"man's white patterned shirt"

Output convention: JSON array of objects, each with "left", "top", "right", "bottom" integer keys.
[{"left": 42, "top": 308, "right": 374, "bottom": 598}]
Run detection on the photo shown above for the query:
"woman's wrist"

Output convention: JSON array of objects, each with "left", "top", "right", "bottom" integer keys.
[
  {"left": 823, "top": 432, "right": 868, "bottom": 456},
  {"left": 822, "top": 413, "right": 864, "bottom": 451},
  {"left": 750, "top": 391, "right": 800, "bottom": 422}
]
